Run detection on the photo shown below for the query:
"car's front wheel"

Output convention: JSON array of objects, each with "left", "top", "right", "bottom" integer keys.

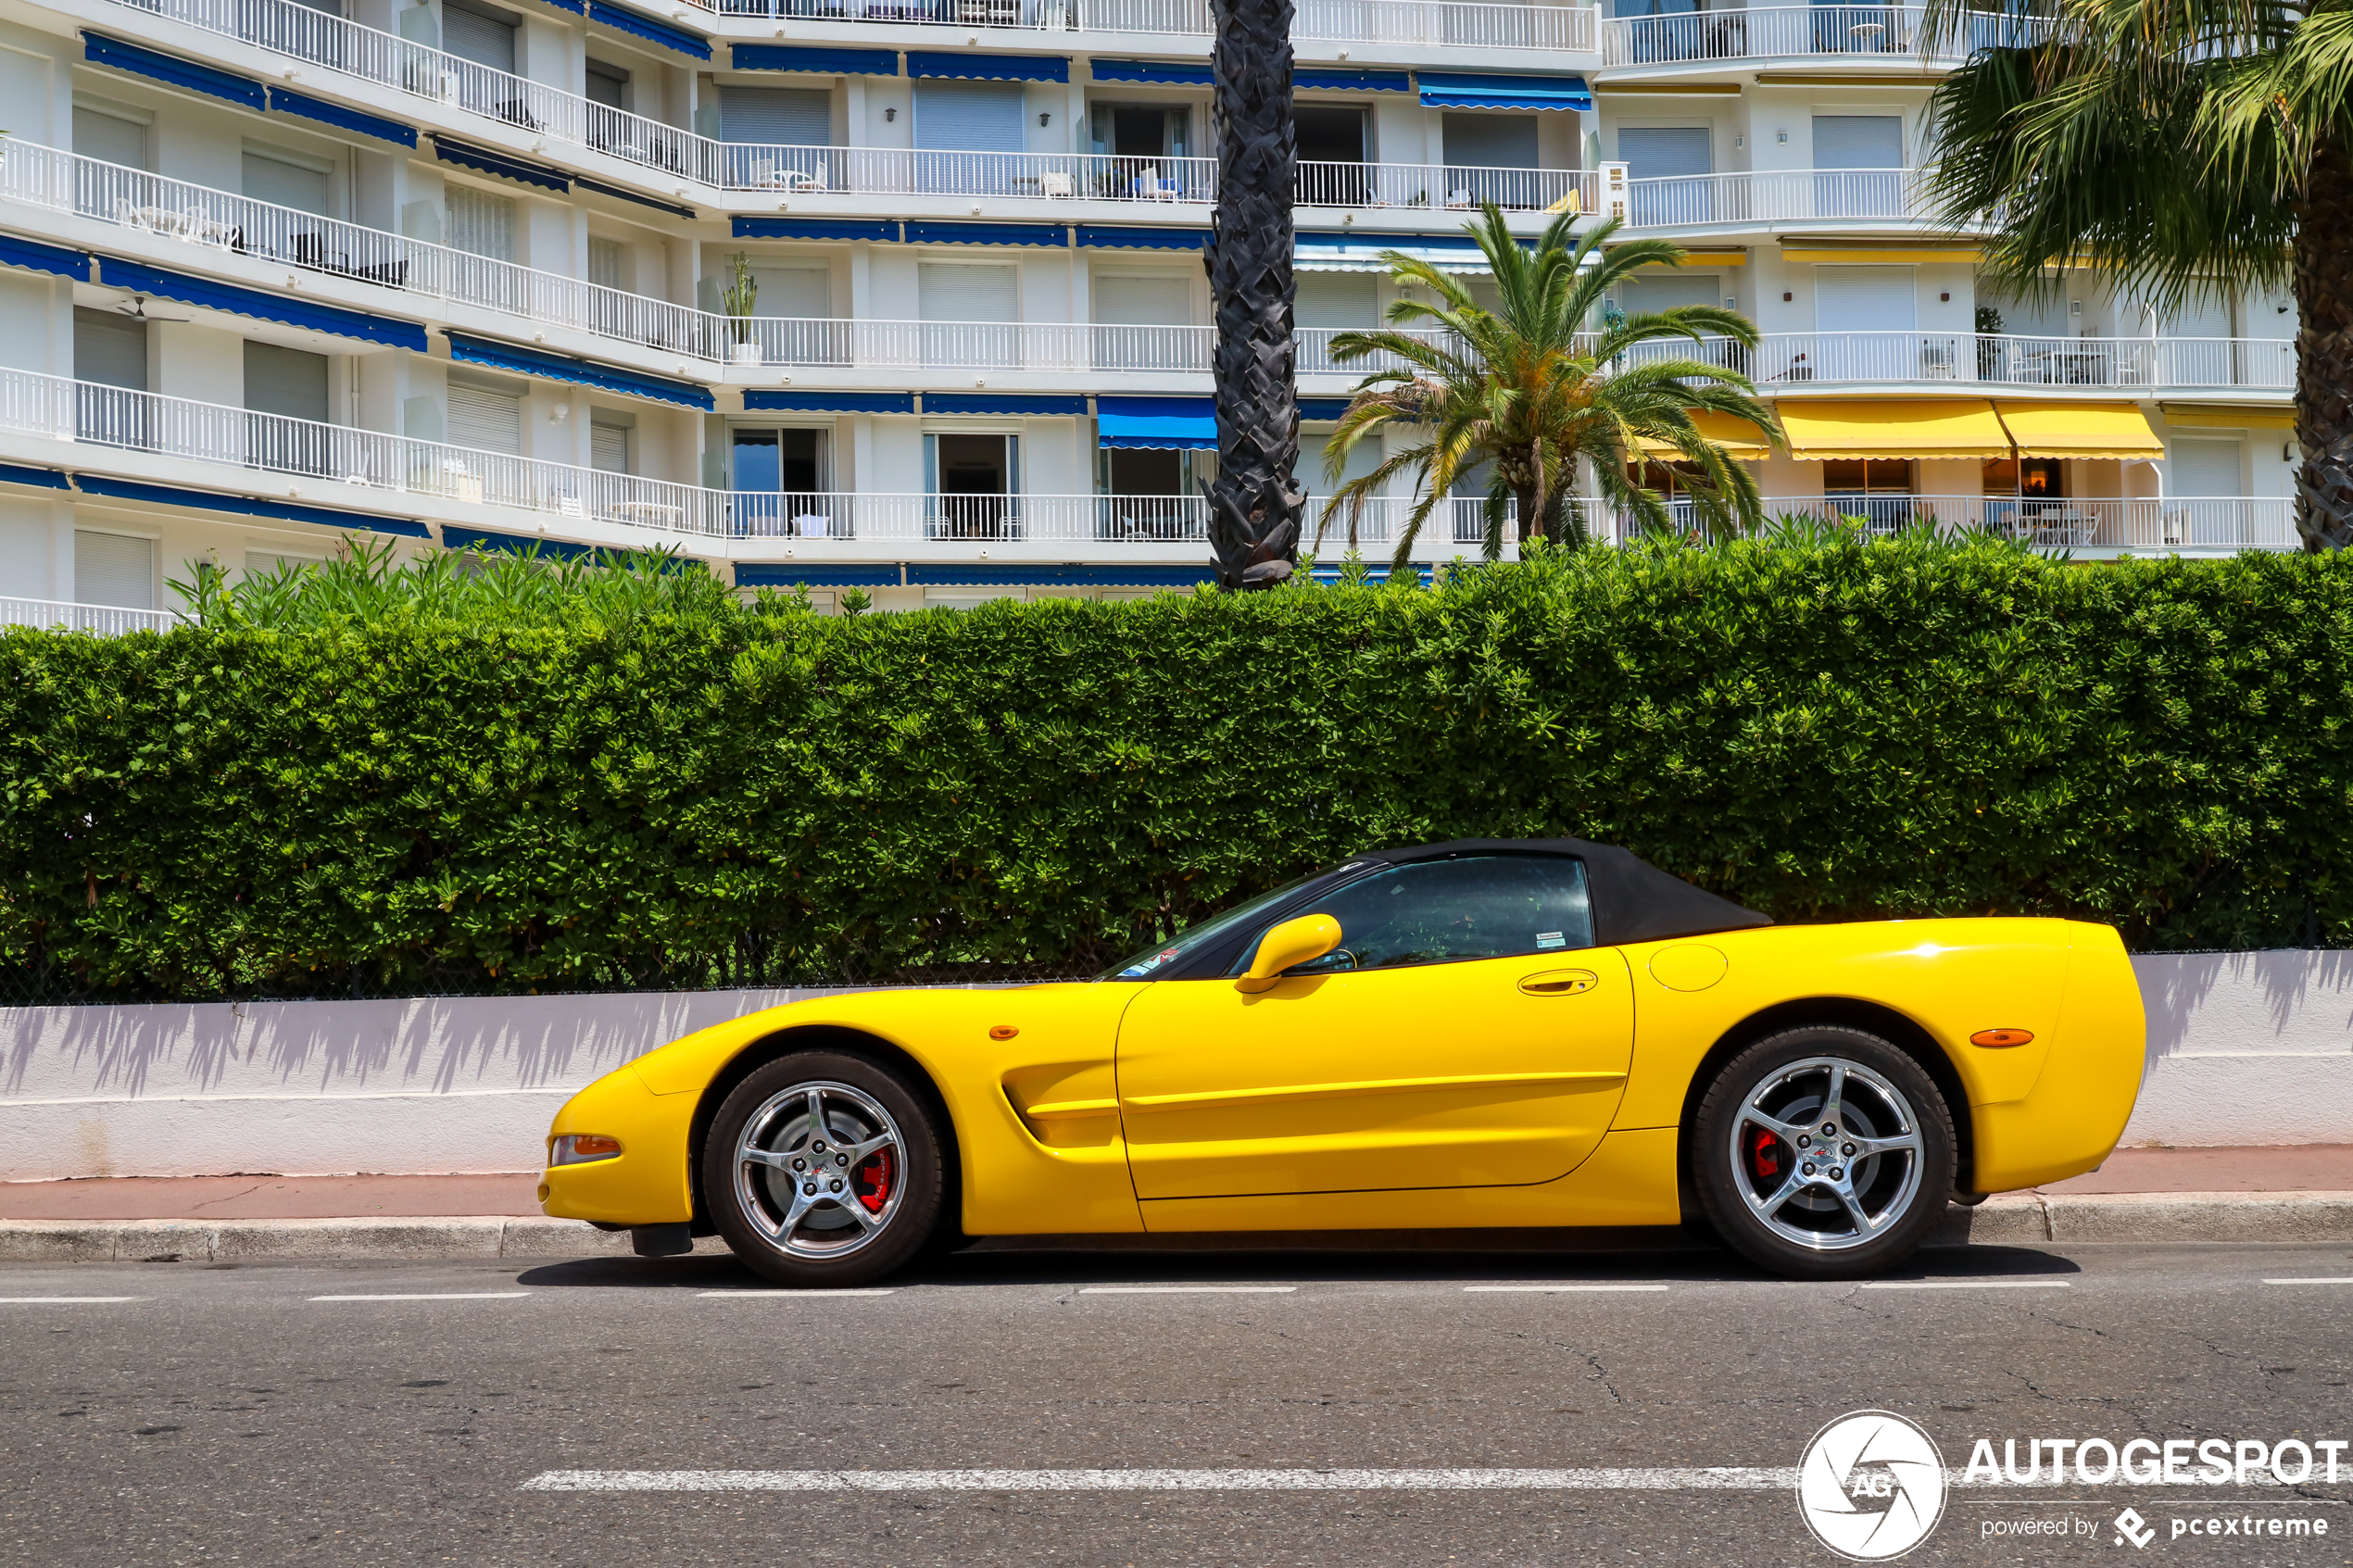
[
  {"left": 1692, "top": 1027, "right": 1957, "bottom": 1279},
  {"left": 703, "top": 1051, "right": 946, "bottom": 1287}
]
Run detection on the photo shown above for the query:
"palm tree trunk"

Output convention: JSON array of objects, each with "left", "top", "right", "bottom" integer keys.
[
  {"left": 2296, "top": 137, "right": 2353, "bottom": 552},
  {"left": 1206, "top": 0, "right": 1302, "bottom": 589}
]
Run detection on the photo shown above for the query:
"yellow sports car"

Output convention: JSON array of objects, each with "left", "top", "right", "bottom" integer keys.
[{"left": 539, "top": 839, "right": 2146, "bottom": 1283}]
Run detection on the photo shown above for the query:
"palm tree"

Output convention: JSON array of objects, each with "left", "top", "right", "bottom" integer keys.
[
  {"left": 1317, "top": 207, "right": 1780, "bottom": 565},
  {"left": 1920, "top": 0, "right": 2353, "bottom": 550},
  {"left": 1205, "top": 0, "right": 1303, "bottom": 590}
]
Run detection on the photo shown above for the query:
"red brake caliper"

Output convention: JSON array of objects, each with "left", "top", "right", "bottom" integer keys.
[
  {"left": 854, "top": 1148, "right": 897, "bottom": 1213},
  {"left": 1748, "top": 1127, "right": 1783, "bottom": 1183}
]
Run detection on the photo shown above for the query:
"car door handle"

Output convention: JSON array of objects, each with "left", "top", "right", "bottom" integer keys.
[{"left": 1518, "top": 969, "right": 1599, "bottom": 996}]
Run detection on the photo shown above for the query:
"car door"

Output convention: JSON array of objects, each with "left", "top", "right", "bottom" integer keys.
[{"left": 1114, "top": 855, "right": 1635, "bottom": 1201}]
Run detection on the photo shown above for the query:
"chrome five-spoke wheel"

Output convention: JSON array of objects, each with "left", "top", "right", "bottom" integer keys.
[
  {"left": 1694, "top": 1026, "right": 1957, "bottom": 1279},
  {"left": 705, "top": 1051, "right": 946, "bottom": 1286},
  {"left": 734, "top": 1081, "right": 907, "bottom": 1260},
  {"left": 1730, "top": 1056, "right": 1924, "bottom": 1251}
]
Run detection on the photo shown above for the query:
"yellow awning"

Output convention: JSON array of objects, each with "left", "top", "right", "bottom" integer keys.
[
  {"left": 2161, "top": 402, "right": 2296, "bottom": 431},
  {"left": 1994, "top": 400, "right": 2166, "bottom": 459},
  {"left": 1635, "top": 410, "right": 1776, "bottom": 458},
  {"left": 1778, "top": 399, "right": 2011, "bottom": 460},
  {"left": 1781, "top": 245, "right": 1983, "bottom": 265}
]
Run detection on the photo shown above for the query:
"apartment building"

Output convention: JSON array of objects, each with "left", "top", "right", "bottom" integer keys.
[{"left": 0, "top": 0, "right": 2297, "bottom": 625}]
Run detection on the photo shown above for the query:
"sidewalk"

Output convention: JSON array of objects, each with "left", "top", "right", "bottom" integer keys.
[{"left": 2, "top": 1148, "right": 2349, "bottom": 1261}]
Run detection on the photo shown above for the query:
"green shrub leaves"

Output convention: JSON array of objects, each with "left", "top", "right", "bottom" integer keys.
[{"left": 4, "top": 533, "right": 2347, "bottom": 1000}]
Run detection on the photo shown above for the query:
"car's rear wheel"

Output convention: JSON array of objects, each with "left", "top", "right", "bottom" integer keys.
[
  {"left": 1692, "top": 1027, "right": 1956, "bottom": 1280},
  {"left": 703, "top": 1052, "right": 946, "bottom": 1288}
]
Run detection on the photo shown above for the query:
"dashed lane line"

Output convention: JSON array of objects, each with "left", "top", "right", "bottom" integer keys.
[
  {"left": 698, "top": 1289, "right": 897, "bottom": 1298},
  {"left": 522, "top": 1466, "right": 1802, "bottom": 1493},
  {"left": 1463, "top": 1284, "right": 1669, "bottom": 1293},
  {"left": 1077, "top": 1286, "right": 1300, "bottom": 1295},
  {"left": 1858, "top": 1280, "right": 2073, "bottom": 1290},
  {"left": 0, "top": 1296, "right": 144, "bottom": 1303},
  {"left": 307, "top": 1292, "right": 534, "bottom": 1301},
  {"left": 2262, "top": 1277, "right": 2353, "bottom": 1286}
]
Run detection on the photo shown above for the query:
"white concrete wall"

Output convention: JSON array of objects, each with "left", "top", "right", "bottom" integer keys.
[{"left": 2, "top": 952, "right": 2347, "bottom": 1184}]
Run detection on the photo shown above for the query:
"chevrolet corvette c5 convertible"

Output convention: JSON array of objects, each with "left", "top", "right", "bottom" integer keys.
[{"left": 539, "top": 839, "right": 2145, "bottom": 1282}]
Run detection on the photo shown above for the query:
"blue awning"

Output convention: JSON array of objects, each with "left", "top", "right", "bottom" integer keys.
[
  {"left": 0, "top": 232, "right": 93, "bottom": 283},
  {"left": 738, "top": 561, "right": 904, "bottom": 587},
  {"left": 732, "top": 44, "right": 899, "bottom": 74},
  {"left": 73, "top": 476, "right": 432, "bottom": 537},
  {"left": 743, "top": 391, "right": 914, "bottom": 414},
  {"left": 1295, "top": 67, "right": 1412, "bottom": 91},
  {"left": 268, "top": 86, "right": 418, "bottom": 146},
  {"left": 734, "top": 217, "right": 899, "bottom": 242},
  {"left": 908, "top": 561, "right": 1214, "bottom": 587},
  {"left": 1089, "top": 58, "right": 1212, "bottom": 85},
  {"left": 535, "top": 0, "right": 585, "bottom": 13},
  {"left": 82, "top": 32, "right": 265, "bottom": 110},
  {"left": 924, "top": 393, "right": 1087, "bottom": 416},
  {"left": 1299, "top": 396, "right": 1354, "bottom": 420},
  {"left": 578, "top": 177, "right": 696, "bottom": 219},
  {"left": 1295, "top": 231, "right": 1493, "bottom": 272},
  {"left": 1098, "top": 395, "right": 1215, "bottom": 449},
  {"left": 904, "top": 220, "right": 1066, "bottom": 247},
  {"left": 444, "top": 527, "right": 587, "bottom": 560},
  {"left": 0, "top": 462, "right": 71, "bottom": 490},
  {"left": 447, "top": 332, "right": 713, "bottom": 409},
  {"left": 434, "top": 137, "right": 571, "bottom": 193},
  {"left": 1076, "top": 225, "right": 1207, "bottom": 251},
  {"left": 587, "top": 0, "right": 711, "bottom": 59},
  {"left": 1416, "top": 71, "right": 1592, "bottom": 111},
  {"left": 98, "top": 257, "right": 427, "bottom": 349},
  {"left": 906, "top": 50, "right": 1068, "bottom": 82}
]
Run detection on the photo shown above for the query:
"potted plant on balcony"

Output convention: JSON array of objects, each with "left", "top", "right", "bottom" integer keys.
[
  {"left": 723, "top": 252, "right": 761, "bottom": 366},
  {"left": 1975, "top": 305, "right": 2003, "bottom": 379}
]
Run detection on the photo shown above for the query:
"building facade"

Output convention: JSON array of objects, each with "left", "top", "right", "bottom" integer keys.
[{"left": 0, "top": 0, "right": 2298, "bottom": 623}]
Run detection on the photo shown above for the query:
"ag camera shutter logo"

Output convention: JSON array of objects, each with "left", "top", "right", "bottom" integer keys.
[{"left": 1797, "top": 1411, "right": 1949, "bottom": 1560}]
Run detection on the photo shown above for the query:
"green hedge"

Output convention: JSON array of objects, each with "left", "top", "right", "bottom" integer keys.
[{"left": 5, "top": 535, "right": 2349, "bottom": 999}]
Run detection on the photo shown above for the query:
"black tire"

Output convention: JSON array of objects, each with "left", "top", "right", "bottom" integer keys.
[
  {"left": 702, "top": 1051, "right": 948, "bottom": 1288},
  {"left": 1692, "top": 1026, "right": 1956, "bottom": 1280}
]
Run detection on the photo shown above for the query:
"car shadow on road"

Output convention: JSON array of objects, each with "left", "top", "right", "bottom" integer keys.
[{"left": 513, "top": 1223, "right": 2082, "bottom": 1291}]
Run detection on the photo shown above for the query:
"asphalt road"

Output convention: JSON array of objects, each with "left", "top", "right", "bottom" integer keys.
[{"left": 2, "top": 1236, "right": 2348, "bottom": 1567}]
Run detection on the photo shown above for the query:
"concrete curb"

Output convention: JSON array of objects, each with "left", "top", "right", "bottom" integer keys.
[
  {"left": 0, "top": 1216, "right": 733, "bottom": 1263},
  {"left": 2, "top": 1192, "right": 2350, "bottom": 1263}
]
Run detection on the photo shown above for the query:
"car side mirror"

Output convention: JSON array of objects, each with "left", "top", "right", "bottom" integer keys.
[{"left": 1237, "top": 914, "right": 1342, "bottom": 994}]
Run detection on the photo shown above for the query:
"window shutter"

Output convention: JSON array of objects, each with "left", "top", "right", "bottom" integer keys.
[
  {"left": 72, "top": 106, "right": 146, "bottom": 168},
  {"left": 588, "top": 237, "right": 626, "bottom": 292},
  {"left": 244, "top": 343, "right": 332, "bottom": 422},
  {"left": 1092, "top": 273, "right": 1192, "bottom": 325},
  {"left": 750, "top": 266, "right": 829, "bottom": 318},
  {"left": 1620, "top": 274, "right": 1720, "bottom": 314},
  {"left": 447, "top": 383, "right": 522, "bottom": 454},
  {"left": 591, "top": 421, "right": 631, "bottom": 473},
  {"left": 919, "top": 263, "right": 1019, "bottom": 322},
  {"left": 2169, "top": 438, "right": 2242, "bottom": 495},
  {"left": 913, "top": 81, "right": 1026, "bottom": 153},
  {"left": 441, "top": 0, "right": 517, "bottom": 71},
  {"left": 1442, "top": 113, "right": 1540, "bottom": 170},
  {"left": 446, "top": 185, "right": 515, "bottom": 260},
  {"left": 245, "top": 549, "right": 321, "bottom": 576},
  {"left": 719, "top": 87, "right": 833, "bottom": 145},
  {"left": 75, "top": 531, "right": 154, "bottom": 610},
  {"left": 1814, "top": 265, "right": 1916, "bottom": 332},
  {"left": 243, "top": 151, "right": 332, "bottom": 216},
  {"left": 1811, "top": 116, "right": 1904, "bottom": 169},
  {"left": 73, "top": 308, "right": 149, "bottom": 392},
  {"left": 1616, "top": 126, "right": 1710, "bottom": 178},
  {"left": 1292, "top": 272, "right": 1376, "bottom": 330}
]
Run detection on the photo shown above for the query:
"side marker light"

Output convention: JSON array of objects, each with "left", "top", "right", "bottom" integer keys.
[
  {"left": 989, "top": 1024, "right": 1020, "bottom": 1041},
  {"left": 1969, "top": 1028, "right": 2035, "bottom": 1048}
]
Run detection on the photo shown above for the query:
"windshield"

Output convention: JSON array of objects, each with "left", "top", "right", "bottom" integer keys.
[{"left": 1097, "top": 869, "right": 1349, "bottom": 980}]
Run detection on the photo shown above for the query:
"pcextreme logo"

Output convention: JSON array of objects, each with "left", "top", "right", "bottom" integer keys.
[{"left": 1797, "top": 1411, "right": 1949, "bottom": 1561}]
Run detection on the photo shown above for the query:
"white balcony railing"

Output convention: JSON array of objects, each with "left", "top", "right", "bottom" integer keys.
[
  {"left": 1602, "top": 5, "right": 2045, "bottom": 67},
  {"left": 1294, "top": 161, "right": 1596, "bottom": 213},
  {"left": 1610, "top": 332, "right": 2296, "bottom": 391},
  {"left": 698, "top": 0, "right": 1595, "bottom": 49},
  {"left": 1629, "top": 494, "right": 2297, "bottom": 550},
  {"left": 1620, "top": 169, "right": 1930, "bottom": 227},
  {"left": 0, "top": 595, "right": 182, "bottom": 634}
]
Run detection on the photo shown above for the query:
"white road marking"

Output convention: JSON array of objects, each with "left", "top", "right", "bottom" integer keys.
[
  {"left": 519, "top": 1465, "right": 2305, "bottom": 1495},
  {"left": 307, "top": 1292, "right": 533, "bottom": 1301},
  {"left": 698, "top": 1289, "right": 896, "bottom": 1298},
  {"left": 1858, "top": 1280, "right": 2072, "bottom": 1290},
  {"left": 1077, "top": 1286, "right": 1299, "bottom": 1295},
  {"left": 522, "top": 1466, "right": 1803, "bottom": 1493},
  {"left": 0, "top": 1296, "right": 143, "bottom": 1304},
  {"left": 2262, "top": 1277, "right": 2353, "bottom": 1286},
  {"left": 1464, "top": 1285, "right": 1668, "bottom": 1293}
]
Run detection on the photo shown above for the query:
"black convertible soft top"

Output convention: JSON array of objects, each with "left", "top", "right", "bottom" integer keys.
[{"left": 1353, "top": 837, "right": 1774, "bottom": 947}]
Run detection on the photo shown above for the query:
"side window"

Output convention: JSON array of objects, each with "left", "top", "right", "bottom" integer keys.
[{"left": 1243, "top": 856, "right": 1594, "bottom": 975}]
